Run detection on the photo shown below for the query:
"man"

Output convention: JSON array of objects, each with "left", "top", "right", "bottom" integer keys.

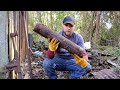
[{"left": 42, "top": 16, "right": 91, "bottom": 79}]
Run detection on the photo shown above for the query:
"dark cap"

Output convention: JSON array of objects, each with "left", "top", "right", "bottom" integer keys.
[{"left": 63, "top": 16, "right": 75, "bottom": 26}]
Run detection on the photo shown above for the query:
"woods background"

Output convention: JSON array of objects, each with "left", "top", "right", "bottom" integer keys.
[{"left": 28, "top": 11, "right": 120, "bottom": 56}]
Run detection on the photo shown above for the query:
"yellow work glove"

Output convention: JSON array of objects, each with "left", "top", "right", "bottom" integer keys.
[
  {"left": 48, "top": 38, "right": 60, "bottom": 51},
  {"left": 73, "top": 54, "right": 88, "bottom": 68}
]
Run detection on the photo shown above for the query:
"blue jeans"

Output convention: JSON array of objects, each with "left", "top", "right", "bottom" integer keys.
[{"left": 42, "top": 56, "right": 91, "bottom": 79}]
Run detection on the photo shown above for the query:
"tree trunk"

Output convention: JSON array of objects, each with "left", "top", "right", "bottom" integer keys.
[
  {"left": 89, "top": 11, "right": 96, "bottom": 48},
  {"left": 33, "top": 23, "right": 84, "bottom": 57},
  {"left": 89, "top": 11, "right": 101, "bottom": 47},
  {"left": 95, "top": 11, "right": 101, "bottom": 44}
]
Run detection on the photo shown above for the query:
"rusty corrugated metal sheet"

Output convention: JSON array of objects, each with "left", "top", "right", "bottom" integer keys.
[{"left": 91, "top": 68, "right": 119, "bottom": 79}]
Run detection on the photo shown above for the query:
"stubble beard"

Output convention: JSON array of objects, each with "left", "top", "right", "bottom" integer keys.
[{"left": 65, "top": 31, "right": 72, "bottom": 36}]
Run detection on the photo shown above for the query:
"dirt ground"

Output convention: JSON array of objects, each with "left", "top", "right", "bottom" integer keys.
[{"left": 21, "top": 51, "right": 120, "bottom": 79}]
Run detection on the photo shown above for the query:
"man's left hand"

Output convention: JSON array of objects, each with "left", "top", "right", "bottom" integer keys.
[{"left": 73, "top": 54, "right": 88, "bottom": 68}]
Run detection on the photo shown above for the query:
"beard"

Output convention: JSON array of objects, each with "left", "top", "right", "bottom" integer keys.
[{"left": 64, "top": 31, "right": 72, "bottom": 36}]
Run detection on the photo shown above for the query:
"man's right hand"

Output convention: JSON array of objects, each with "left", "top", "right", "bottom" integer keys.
[{"left": 48, "top": 38, "right": 60, "bottom": 51}]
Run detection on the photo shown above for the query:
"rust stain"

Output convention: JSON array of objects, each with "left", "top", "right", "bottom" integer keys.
[{"left": 92, "top": 68, "right": 119, "bottom": 79}]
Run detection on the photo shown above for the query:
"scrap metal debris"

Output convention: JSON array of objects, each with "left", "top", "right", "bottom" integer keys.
[
  {"left": 20, "top": 49, "right": 120, "bottom": 79},
  {"left": 89, "top": 68, "right": 120, "bottom": 79}
]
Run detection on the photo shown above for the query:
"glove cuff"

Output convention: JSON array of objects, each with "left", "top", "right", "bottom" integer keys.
[{"left": 49, "top": 46, "right": 56, "bottom": 52}]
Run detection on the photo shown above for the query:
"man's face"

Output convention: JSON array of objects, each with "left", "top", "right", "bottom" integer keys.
[{"left": 62, "top": 23, "right": 75, "bottom": 36}]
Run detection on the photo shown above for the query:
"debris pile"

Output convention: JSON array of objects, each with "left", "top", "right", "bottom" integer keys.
[{"left": 20, "top": 49, "right": 120, "bottom": 79}]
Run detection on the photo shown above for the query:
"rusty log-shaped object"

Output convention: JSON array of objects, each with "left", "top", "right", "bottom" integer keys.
[{"left": 33, "top": 23, "right": 84, "bottom": 57}]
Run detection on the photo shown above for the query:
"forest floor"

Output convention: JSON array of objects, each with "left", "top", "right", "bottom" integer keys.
[{"left": 21, "top": 47, "right": 120, "bottom": 79}]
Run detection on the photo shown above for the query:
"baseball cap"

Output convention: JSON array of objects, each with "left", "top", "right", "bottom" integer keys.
[{"left": 63, "top": 16, "right": 75, "bottom": 26}]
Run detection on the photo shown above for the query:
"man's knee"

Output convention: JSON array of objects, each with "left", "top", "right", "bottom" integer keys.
[
  {"left": 42, "top": 58, "right": 53, "bottom": 69},
  {"left": 85, "top": 63, "right": 92, "bottom": 73}
]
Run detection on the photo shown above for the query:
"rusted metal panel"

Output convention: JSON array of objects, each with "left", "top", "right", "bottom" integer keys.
[
  {"left": 91, "top": 68, "right": 119, "bottom": 79},
  {"left": 8, "top": 11, "right": 17, "bottom": 79},
  {"left": 8, "top": 11, "right": 14, "bottom": 62},
  {"left": 19, "top": 11, "right": 27, "bottom": 64},
  {"left": 7, "top": 11, "right": 29, "bottom": 79},
  {"left": 21, "top": 11, "right": 33, "bottom": 79},
  {"left": 6, "top": 32, "right": 22, "bottom": 79}
]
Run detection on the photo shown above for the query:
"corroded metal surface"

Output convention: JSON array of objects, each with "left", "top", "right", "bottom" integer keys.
[
  {"left": 91, "top": 68, "right": 119, "bottom": 79},
  {"left": 6, "top": 32, "right": 22, "bottom": 79}
]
